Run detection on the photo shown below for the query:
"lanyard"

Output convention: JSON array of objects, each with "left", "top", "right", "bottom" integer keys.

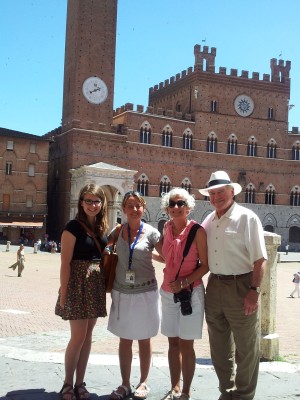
[{"left": 127, "top": 221, "right": 144, "bottom": 270}]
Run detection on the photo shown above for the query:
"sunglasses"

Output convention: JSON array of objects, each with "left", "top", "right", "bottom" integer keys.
[
  {"left": 124, "top": 191, "right": 143, "bottom": 197},
  {"left": 83, "top": 199, "right": 102, "bottom": 206},
  {"left": 168, "top": 200, "right": 187, "bottom": 208}
]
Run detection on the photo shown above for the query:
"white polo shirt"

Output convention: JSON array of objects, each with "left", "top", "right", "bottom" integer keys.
[{"left": 202, "top": 202, "right": 268, "bottom": 275}]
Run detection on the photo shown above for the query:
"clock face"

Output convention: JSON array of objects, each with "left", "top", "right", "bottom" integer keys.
[
  {"left": 82, "top": 76, "right": 108, "bottom": 104},
  {"left": 234, "top": 95, "right": 254, "bottom": 117}
]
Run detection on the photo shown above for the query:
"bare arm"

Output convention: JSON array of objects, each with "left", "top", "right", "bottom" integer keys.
[
  {"left": 244, "top": 257, "right": 267, "bottom": 316},
  {"left": 59, "top": 230, "right": 76, "bottom": 308}
]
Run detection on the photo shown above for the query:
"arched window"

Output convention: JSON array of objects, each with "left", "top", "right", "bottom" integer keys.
[
  {"left": 292, "top": 141, "right": 300, "bottom": 160},
  {"left": 227, "top": 134, "right": 238, "bottom": 155},
  {"left": 211, "top": 100, "right": 217, "bottom": 112},
  {"left": 207, "top": 132, "right": 217, "bottom": 153},
  {"left": 137, "top": 173, "right": 149, "bottom": 196},
  {"left": 264, "top": 225, "right": 274, "bottom": 232},
  {"left": 290, "top": 186, "right": 300, "bottom": 206},
  {"left": 289, "top": 226, "right": 300, "bottom": 243},
  {"left": 160, "top": 175, "right": 171, "bottom": 196},
  {"left": 247, "top": 136, "right": 257, "bottom": 156},
  {"left": 267, "top": 139, "right": 277, "bottom": 158},
  {"left": 183, "top": 128, "right": 192, "bottom": 150},
  {"left": 181, "top": 178, "right": 192, "bottom": 194},
  {"left": 140, "top": 121, "right": 151, "bottom": 144},
  {"left": 268, "top": 107, "right": 274, "bottom": 120},
  {"left": 245, "top": 183, "right": 255, "bottom": 204},
  {"left": 265, "top": 184, "right": 276, "bottom": 205},
  {"left": 162, "top": 125, "right": 172, "bottom": 147}
]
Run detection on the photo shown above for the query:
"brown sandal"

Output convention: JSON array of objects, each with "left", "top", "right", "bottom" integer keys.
[
  {"left": 74, "top": 382, "right": 90, "bottom": 399},
  {"left": 60, "top": 383, "right": 76, "bottom": 400}
]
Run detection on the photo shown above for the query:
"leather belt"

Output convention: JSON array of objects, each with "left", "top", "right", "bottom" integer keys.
[{"left": 211, "top": 272, "right": 251, "bottom": 280}]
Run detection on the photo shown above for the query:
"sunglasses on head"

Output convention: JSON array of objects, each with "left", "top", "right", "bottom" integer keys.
[
  {"left": 168, "top": 200, "right": 187, "bottom": 208},
  {"left": 83, "top": 199, "right": 102, "bottom": 206},
  {"left": 124, "top": 190, "right": 143, "bottom": 197}
]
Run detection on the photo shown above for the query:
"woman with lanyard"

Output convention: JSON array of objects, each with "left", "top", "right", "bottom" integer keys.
[{"left": 107, "top": 191, "right": 162, "bottom": 400}]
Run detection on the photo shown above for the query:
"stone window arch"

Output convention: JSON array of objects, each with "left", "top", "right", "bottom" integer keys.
[
  {"left": 162, "top": 124, "right": 172, "bottom": 147},
  {"left": 247, "top": 136, "right": 257, "bottom": 157},
  {"left": 181, "top": 177, "right": 192, "bottom": 194},
  {"left": 292, "top": 141, "right": 300, "bottom": 160},
  {"left": 183, "top": 128, "right": 193, "bottom": 150},
  {"left": 160, "top": 175, "right": 171, "bottom": 196},
  {"left": 290, "top": 185, "right": 300, "bottom": 206},
  {"left": 227, "top": 133, "right": 238, "bottom": 155},
  {"left": 267, "top": 138, "right": 277, "bottom": 158},
  {"left": 137, "top": 173, "right": 149, "bottom": 196},
  {"left": 245, "top": 183, "right": 255, "bottom": 204},
  {"left": 265, "top": 184, "right": 276, "bottom": 205},
  {"left": 140, "top": 121, "right": 151, "bottom": 144},
  {"left": 207, "top": 131, "right": 217, "bottom": 152}
]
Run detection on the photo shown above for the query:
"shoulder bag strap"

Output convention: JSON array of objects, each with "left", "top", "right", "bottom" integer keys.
[
  {"left": 77, "top": 220, "right": 103, "bottom": 255},
  {"left": 111, "top": 224, "right": 122, "bottom": 252},
  {"left": 175, "top": 223, "right": 201, "bottom": 281}
]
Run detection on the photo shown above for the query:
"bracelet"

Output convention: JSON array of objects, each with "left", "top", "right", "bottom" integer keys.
[{"left": 180, "top": 280, "right": 184, "bottom": 289}]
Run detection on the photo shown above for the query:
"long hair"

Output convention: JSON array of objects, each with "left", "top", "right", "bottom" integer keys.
[{"left": 76, "top": 183, "right": 108, "bottom": 236}]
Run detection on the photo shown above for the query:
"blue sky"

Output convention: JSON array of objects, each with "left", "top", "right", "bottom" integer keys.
[{"left": 1, "top": 0, "right": 300, "bottom": 136}]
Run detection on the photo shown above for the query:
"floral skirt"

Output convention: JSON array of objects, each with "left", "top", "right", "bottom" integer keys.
[{"left": 55, "top": 259, "right": 107, "bottom": 320}]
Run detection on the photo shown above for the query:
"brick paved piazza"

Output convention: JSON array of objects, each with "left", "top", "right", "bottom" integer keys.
[{"left": 0, "top": 245, "right": 299, "bottom": 363}]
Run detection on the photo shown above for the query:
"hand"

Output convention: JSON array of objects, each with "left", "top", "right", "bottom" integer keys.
[
  {"left": 244, "top": 290, "right": 259, "bottom": 316},
  {"left": 169, "top": 280, "right": 181, "bottom": 293}
]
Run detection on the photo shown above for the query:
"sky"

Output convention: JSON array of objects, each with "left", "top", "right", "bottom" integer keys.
[{"left": 1, "top": 0, "right": 300, "bottom": 136}]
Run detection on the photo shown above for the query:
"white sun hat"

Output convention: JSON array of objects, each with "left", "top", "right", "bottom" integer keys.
[{"left": 199, "top": 171, "right": 242, "bottom": 197}]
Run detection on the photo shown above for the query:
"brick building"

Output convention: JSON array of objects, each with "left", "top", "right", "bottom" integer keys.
[
  {"left": 0, "top": 128, "right": 49, "bottom": 244},
  {"left": 46, "top": 0, "right": 300, "bottom": 250}
]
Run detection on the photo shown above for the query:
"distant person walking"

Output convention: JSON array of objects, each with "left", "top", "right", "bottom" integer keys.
[
  {"left": 285, "top": 244, "right": 289, "bottom": 255},
  {"left": 290, "top": 271, "right": 300, "bottom": 298},
  {"left": 8, "top": 244, "right": 26, "bottom": 277}
]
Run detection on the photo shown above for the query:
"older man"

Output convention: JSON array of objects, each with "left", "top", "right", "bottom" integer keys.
[{"left": 199, "top": 171, "right": 267, "bottom": 400}]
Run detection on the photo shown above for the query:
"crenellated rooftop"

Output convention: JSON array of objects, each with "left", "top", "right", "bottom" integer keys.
[{"left": 149, "top": 45, "right": 291, "bottom": 94}]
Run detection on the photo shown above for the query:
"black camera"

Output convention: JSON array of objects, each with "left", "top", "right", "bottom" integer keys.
[{"left": 173, "top": 289, "right": 192, "bottom": 315}]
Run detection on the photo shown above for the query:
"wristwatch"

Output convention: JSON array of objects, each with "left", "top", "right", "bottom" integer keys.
[{"left": 249, "top": 286, "right": 261, "bottom": 294}]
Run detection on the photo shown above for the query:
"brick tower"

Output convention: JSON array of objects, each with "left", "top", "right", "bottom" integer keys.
[
  {"left": 62, "top": 0, "right": 117, "bottom": 132},
  {"left": 47, "top": 0, "right": 118, "bottom": 239}
]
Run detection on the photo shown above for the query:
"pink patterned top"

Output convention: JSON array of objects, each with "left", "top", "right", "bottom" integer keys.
[{"left": 161, "top": 220, "right": 202, "bottom": 293}]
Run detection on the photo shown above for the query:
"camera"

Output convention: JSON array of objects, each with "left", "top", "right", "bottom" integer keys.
[{"left": 173, "top": 289, "right": 192, "bottom": 315}]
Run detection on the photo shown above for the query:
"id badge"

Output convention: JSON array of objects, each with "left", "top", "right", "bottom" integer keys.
[{"left": 126, "top": 270, "right": 135, "bottom": 283}]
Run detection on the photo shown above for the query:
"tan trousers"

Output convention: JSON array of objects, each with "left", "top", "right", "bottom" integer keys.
[{"left": 205, "top": 273, "right": 260, "bottom": 400}]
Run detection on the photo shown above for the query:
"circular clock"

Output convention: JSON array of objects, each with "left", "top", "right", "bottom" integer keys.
[
  {"left": 234, "top": 95, "right": 254, "bottom": 117},
  {"left": 82, "top": 76, "right": 108, "bottom": 104}
]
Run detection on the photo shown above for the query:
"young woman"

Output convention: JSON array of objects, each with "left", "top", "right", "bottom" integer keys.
[
  {"left": 107, "top": 191, "right": 161, "bottom": 400},
  {"left": 55, "top": 183, "right": 108, "bottom": 400},
  {"left": 160, "top": 188, "right": 209, "bottom": 400}
]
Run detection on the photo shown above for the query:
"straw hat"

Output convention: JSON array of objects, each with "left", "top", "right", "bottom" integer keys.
[{"left": 199, "top": 171, "right": 242, "bottom": 196}]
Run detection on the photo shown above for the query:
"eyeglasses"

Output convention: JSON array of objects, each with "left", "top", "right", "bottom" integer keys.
[
  {"left": 168, "top": 200, "right": 187, "bottom": 208},
  {"left": 83, "top": 199, "right": 102, "bottom": 206}
]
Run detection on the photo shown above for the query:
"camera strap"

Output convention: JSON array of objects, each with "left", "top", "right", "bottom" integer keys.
[{"left": 175, "top": 223, "right": 201, "bottom": 281}]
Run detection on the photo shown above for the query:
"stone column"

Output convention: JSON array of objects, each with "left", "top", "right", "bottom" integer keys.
[{"left": 260, "top": 232, "right": 281, "bottom": 360}]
